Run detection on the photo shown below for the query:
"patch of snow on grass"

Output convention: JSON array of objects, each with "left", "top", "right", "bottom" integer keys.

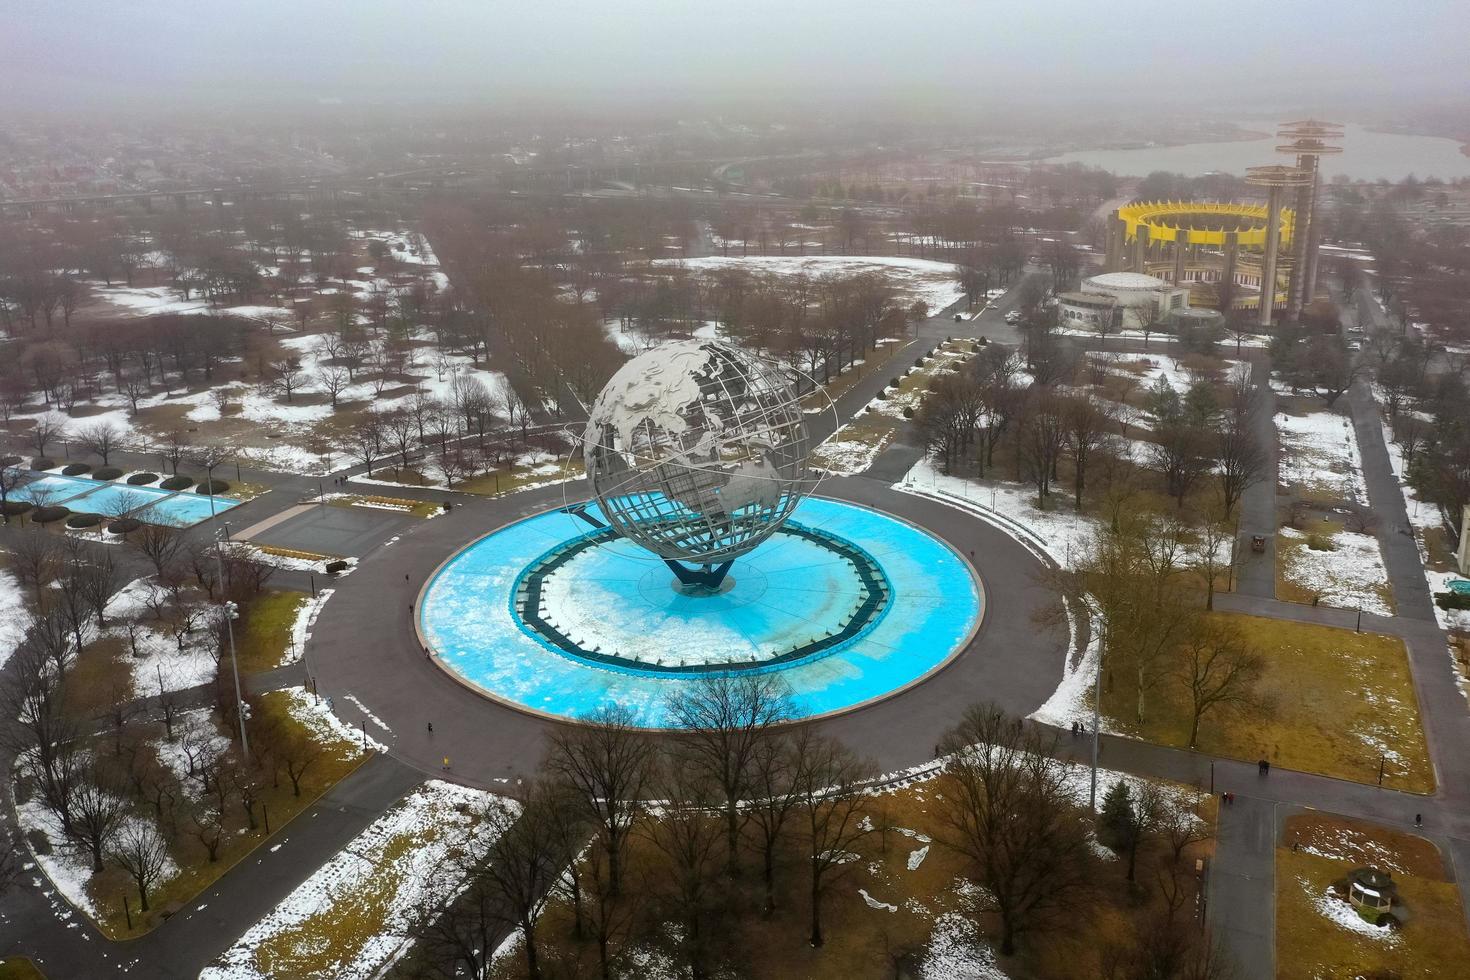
[
  {"left": 0, "top": 569, "right": 27, "bottom": 670},
  {"left": 658, "top": 255, "right": 965, "bottom": 312},
  {"left": 1277, "top": 526, "right": 1392, "bottom": 616},
  {"left": 201, "top": 780, "right": 512, "bottom": 980},
  {"left": 1277, "top": 408, "right": 1367, "bottom": 503},
  {"left": 860, "top": 887, "right": 898, "bottom": 911},
  {"left": 921, "top": 912, "right": 1009, "bottom": 979},
  {"left": 907, "top": 844, "right": 930, "bottom": 871},
  {"left": 1308, "top": 882, "right": 1400, "bottom": 944},
  {"left": 281, "top": 686, "right": 384, "bottom": 754}
]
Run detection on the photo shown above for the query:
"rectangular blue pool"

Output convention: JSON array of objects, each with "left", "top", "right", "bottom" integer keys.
[{"left": 7, "top": 470, "right": 240, "bottom": 527}]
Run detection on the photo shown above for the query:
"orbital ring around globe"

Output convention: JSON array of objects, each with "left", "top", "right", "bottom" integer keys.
[{"left": 416, "top": 340, "right": 983, "bottom": 728}]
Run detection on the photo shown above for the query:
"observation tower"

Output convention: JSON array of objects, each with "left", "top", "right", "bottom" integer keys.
[
  {"left": 1244, "top": 164, "right": 1312, "bottom": 328},
  {"left": 1276, "top": 120, "right": 1344, "bottom": 317}
]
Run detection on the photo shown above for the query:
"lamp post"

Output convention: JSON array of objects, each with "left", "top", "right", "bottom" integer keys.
[{"left": 214, "top": 524, "right": 249, "bottom": 762}]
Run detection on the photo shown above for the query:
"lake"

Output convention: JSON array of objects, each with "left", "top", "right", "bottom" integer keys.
[{"left": 1042, "top": 123, "right": 1470, "bottom": 181}]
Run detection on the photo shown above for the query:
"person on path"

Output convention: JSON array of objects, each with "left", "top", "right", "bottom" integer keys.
[
  {"left": 1415, "top": 813, "right": 1423, "bottom": 828},
  {"left": 427, "top": 722, "right": 434, "bottom": 735},
  {"left": 441, "top": 756, "right": 450, "bottom": 771}
]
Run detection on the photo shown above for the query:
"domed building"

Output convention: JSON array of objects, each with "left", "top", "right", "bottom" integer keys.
[{"left": 1058, "top": 271, "right": 1190, "bottom": 332}]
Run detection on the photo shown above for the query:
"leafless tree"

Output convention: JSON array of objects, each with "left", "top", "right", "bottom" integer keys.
[
  {"left": 27, "top": 412, "right": 68, "bottom": 457},
  {"left": 132, "top": 523, "right": 184, "bottom": 577},
  {"left": 77, "top": 421, "right": 124, "bottom": 465},
  {"left": 642, "top": 756, "right": 729, "bottom": 977},
  {"left": 266, "top": 356, "right": 306, "bottom": 402},
  {"left": 0, "top": 465, "right": 26, "bottom": 525},
  {"left": 664, "top": 672, "right": 792, "bottom": 877},
  {"left": 68, "top": 772, "right": 127, "bottom": 872},
  {"left": 1178, "top": 617, "right": 1263, "bottom": 748},
  {"left": 161, "top": 429, "right": 191, "bottom": 475},
  {"left": 793, "top": 727, "right": 876, "bottom": 948},
  {"left": 934, "top": 703, "right": 1095, "bottom": 956},
  {"left": 109, "top": 820, "right": 171, "bottom": 913},
  {"left": 544, "top": 703, "right": 653, "bottom": 897},
  {"left": 8, "top": 529, "right": 59, "bottom": 602},
  {"left": 316, "top": 366, "right": 350, "bottom": 408}
]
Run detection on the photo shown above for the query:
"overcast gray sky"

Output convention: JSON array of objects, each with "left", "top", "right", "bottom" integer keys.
[{"left": 2, "top": 0, "right": 1466, "bottom": 118}]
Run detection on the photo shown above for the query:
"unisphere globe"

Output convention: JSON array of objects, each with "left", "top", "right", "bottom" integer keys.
[{"left": 582, "top": 340, "right": 814, "bottom": 566}]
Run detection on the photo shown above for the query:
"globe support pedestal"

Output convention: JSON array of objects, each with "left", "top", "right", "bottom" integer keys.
[{"left": 664, "top": 558, "right": 734, "bottom": 593}]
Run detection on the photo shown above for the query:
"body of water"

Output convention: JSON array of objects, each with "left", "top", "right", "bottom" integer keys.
[{"left": 1042, "top": 123, "right": 1470, "bottom": 181}]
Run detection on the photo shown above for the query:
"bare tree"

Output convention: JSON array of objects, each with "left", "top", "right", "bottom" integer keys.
[
  {"left": 664, "top": 672, "right": 792, "bottom": 876},
  {"left": 643, "top": 757, "right": 729, "bottom": 978},
  {"left": 132, "top": 523, "right": 184, "bottom": 577},
  {"left": 1178, "top": 617, "right": 1263, "bottom": 748},
  {"left": 109, "top": 820, "right": 171, "bottom": 913},
  {"left": 69, "top": 772, "right": 127, "bottom": 872},
  {"left": 316, "top": 366, "right": 350, "bottom": 408},
  {"left": 266, "top": 356, "right": 306, "bottom": 402},
  {"left": 8, "top": 529, "right": 59, "bottom": 602},
  {"left": 745, "top": 729, "right": 804, "bottom": 916},
  {"left": 544, "top": 703, "right": 653, "bottom": 897},
  {"left": 0, "top": 464, "right": 25, "bottom": 525},
  {"left": 934, "top": 703, "right": 1095, "bottom": 956},
  {"left": 77, "top": 421, "right": 124, "bottom": 465},
  {"left": 161, "top": 429, "right": 191, "bottom": 475},
  {"left": 794, "top": 728, "right": 876, "bottom": 948},
  {"left": 27, "top": 412, "right": 68, "bottom": 457}
]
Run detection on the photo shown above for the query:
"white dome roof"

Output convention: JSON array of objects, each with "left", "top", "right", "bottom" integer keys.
[{"left": 1085, "top": 272, "right": 1170, "bottom": 291}]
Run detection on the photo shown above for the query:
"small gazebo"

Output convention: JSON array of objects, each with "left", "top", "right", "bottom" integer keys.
[{"left": 1346, "top": 868, "right": 1398, "bottom": 915}]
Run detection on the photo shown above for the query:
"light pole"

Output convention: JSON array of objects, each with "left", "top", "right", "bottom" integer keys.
[{"left": 214, "top": 524, "right": 249, "bottom": 762}]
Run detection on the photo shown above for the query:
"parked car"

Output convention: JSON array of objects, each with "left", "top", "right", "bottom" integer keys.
[{"left": 1005, "top": 310, "right": 1021, "bottom": 324}]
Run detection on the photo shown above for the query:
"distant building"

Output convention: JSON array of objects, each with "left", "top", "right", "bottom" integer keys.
[{"left": 1059, "top": 272, "right": 1188, "bottom": 331}]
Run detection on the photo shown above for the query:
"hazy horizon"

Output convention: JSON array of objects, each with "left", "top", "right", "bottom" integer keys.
[{"left": 3, "top": 0, "right": 1468, "bottom": 124}]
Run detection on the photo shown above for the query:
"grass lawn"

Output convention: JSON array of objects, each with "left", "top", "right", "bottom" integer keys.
[
  {"left": 87, "top": 695, "right": 370, "bottom": 938},
  {"left": 0, "top": 958, "right": 46, "bottom": 980},
  {"left": 1277, "top": 814, "right": 1470, "bottom": 979},
  {"left": 1102, "top": 613, "right": 1434, "bottom": 793},
  {"left": 234, "top": 590, "right": 310, "bottom": 673}
]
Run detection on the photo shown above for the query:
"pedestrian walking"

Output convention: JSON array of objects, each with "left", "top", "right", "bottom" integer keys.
[
  {"left": 441, "top": 756, "right": 450, "bottom": 771},
  {"left": 1415, "top": 813, "right": 1423, "bottom": 828},
  {"left": 405, "top": 573, "right": 410, "bottom": 582},
  {"left": 1258, "top": 758, "right": 1270, "bottom": 776},
  {"left": 427, "top": 722, "right": 434, "bottom": 735}
]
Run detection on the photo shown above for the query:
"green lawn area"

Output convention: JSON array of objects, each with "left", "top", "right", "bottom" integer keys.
[
  {"left": 1277, "top": 814, "right": 1470, "bottom": 979},
  {"left": 1101, "top": 612, "right": 1434, "bottom": 793},
  {"left": 234, "top": 590, "right": 310, "bottom": 673}
]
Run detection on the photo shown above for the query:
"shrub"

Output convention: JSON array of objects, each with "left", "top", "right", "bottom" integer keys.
[
  {"left": 889, "top": 377, "right": 901, "bottom": 389},
  {"left": 92, "top": 467, "right": 124, "bottom": 481},
  {"left": 108, "top": 517, "right": 142, "bottom": 535},
  {"left": 30, "top": 458, "right": 56, "bottom": 470},
  {"left": 160, "top": 475, "right": 195, "bottom": 491},
  {"left": 196, "top": 480, "right": 230, "bottom": 495},
  {"left": 1305, "top": 533, "right": 1336, "bottom": 552},
  {"left": 31, "top": 506, "right": 70, "bottom": 524},
  {"left": 1, "top": 455, "right": 20, "bottom": 466},
  {"left": 873, "top": 390, "right": 887, "bottom": 400},
  {"left": 325, "top": 559, "right": 350, "bottom": 574},
  {"left": 2, "top": 500, "right": 34, "bottom": 517},
  {"left": 61, "top": 463, "right": 91, "bottom": 476},
  {"left": 126, "top": 472, "right": 159, "bottom": 485},
  {"left": 1434, "top": 591, "right": 1470, "bottom": 611},
  {"left": 66, "top": 513, "right": 103, "bottom": 529},
  {"left": 902, "top": 407, "right": 915, "bottom": 419}
]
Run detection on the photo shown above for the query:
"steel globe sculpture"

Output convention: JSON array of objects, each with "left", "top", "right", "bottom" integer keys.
[{"left": 582, "top": 339, "right": 815, "bottom": 590}]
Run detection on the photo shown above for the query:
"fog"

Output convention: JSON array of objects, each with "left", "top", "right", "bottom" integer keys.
[{"left": 2, "top": 0, "right": 1467, "bottom": 119}]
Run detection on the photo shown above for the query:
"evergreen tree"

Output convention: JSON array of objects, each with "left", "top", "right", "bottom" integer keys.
[{"left": 1097, "top": 781, "right": 1134, "bottom": 853}]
